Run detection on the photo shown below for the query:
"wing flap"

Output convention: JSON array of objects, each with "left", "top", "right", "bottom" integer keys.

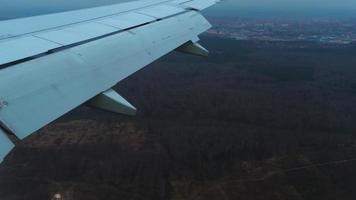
[
  {"left": 183, "top": 0, "right": 217, "bottom": 10},
  {"left": 0, "top": 36, "right": 60, "bottom": 65},
  {"left": 136, "top": 4, "right": 185, "bottom": 18},
  {"left": 97, "top": 12, "right": 155, "bottom": 29},
  {"left": 0, "top": 0, "right": 169, "bottom": 39},
  {"left": 0, "top": 0, "right": 217, "bottom": 66},
  {"left": 34, "top": 22, "right": 119, "bottom": 46}
]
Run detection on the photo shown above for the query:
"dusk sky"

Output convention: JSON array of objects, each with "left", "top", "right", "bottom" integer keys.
[
  {"left": 220, "top": 0, "right": 356, "bottom": 10},
  {"left": 1, "top": 0, "right": 356, "bottom": 19}
]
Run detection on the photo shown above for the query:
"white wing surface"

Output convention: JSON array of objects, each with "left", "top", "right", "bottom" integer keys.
[{"left": 0, "top": 0, "right": 218, "bottom": 162}]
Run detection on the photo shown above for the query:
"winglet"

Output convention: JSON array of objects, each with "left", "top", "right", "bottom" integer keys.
[
  {"left": 87, "top": 89, "right": 137, "bottom": 116},
  {"left": 176, "top": 41, "right": 209, "bottom": 57},
  {"left": 0, "top": 129, "right": 15, "bottom": 163}
]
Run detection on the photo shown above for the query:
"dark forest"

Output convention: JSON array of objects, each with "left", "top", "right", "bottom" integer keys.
[{"left": 1, "top": 37, "right": 356, "bottom": 200}]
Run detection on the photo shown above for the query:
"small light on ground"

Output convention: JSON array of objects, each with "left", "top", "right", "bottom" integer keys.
[{"left": 53, "top": 193, "right": 62, "bottom": 200}]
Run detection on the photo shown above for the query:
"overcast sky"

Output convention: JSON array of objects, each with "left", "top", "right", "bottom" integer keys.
[
  {"left": 220, "top": 0, "right": 356, "bottom": 10},
  {"left": 1, "top": 0, "right": 356, "bottom": 19},
  {"left": 204, "top": 0, "right": 356, "bottom": 18}
]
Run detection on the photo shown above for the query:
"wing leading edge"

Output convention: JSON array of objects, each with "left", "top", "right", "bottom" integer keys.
[{"left": 0, "top": 0, "right": 218, "bottom": 162}]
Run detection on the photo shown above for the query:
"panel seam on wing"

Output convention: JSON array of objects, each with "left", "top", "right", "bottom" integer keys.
[{"left": 0, "top": 10, "right": 200, "bottom": 69}]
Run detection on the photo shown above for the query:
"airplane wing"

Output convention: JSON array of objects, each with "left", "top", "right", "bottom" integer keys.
[{"left": 0, "top": 0, "right": 218, "bottom": 162}]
